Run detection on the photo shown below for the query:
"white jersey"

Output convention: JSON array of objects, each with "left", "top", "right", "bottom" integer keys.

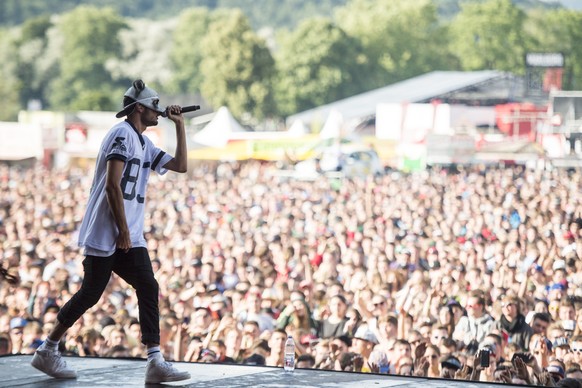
[{"left": 78, "top": 120, "right": 172, "bottom": 256}]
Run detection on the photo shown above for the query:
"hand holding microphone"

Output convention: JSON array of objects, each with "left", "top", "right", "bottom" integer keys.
[{"left": 161, "top": 105, "right": 200, "bottom": 117}]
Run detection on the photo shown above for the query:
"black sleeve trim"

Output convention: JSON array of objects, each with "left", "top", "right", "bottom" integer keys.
[
  {"left": 106, "top": 153, "right": 127, "bottom": 162},
  {"left": 151, "top": 151, "right": 166, "bottom": 170}
]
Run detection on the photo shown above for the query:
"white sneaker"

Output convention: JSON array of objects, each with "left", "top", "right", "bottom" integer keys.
[
  {"left": 145, "top": 359, "right": 190, "bottom": 384},
  {"left": 31, "top": 349, "right": 77, "bottom": 379}
]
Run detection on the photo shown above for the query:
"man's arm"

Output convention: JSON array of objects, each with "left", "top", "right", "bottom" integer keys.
[
  {"left": 162, "top": 105, "right": 187, "bottom": 173},
  {"left": 105, "top": 159, "right": 131, "bottom": 251}
]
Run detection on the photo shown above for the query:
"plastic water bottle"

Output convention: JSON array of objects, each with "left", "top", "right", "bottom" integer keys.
[{"left": 284, "top": 335, "right": 295, "bottom": 372}]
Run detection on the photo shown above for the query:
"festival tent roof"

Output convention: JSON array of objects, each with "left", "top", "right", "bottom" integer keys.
[
  {"left": 192, "top": 106, "right": 247, "bottom": 148},
  {"left": 287, "top": 70, "right": 509, "bottom": 128}
]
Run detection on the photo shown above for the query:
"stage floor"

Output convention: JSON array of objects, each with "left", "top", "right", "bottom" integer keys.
[{"left": 0, "top": 354, "right": 526, "bottom": 387}]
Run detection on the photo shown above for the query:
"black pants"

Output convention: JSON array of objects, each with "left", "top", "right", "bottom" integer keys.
[{"left": 57, "top": 247, "right": 160, "bottom": 345}]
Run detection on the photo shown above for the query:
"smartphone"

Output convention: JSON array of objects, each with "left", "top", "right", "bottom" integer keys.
[
  {"left": 511, "top": 352, "right": 532, "bottom": 364},
  {"left": 480, "top": 349, "right": 490, "bottom": 368}
]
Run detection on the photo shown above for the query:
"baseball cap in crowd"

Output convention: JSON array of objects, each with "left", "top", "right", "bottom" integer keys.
[
  {"left": 300, "top": 334, "right": 318, "bottom": 346},
  {"left": 553, "top": 337, "right": 570, "bottom": 349},
  {"left": 353, "top": 326, "right": 379, "bottom": 344},
  {"left": 116, "top": 79, "right": 164, "bottom": 118},
  {"left": 290, "top": 292, "right": 305, "bottom": 303},
  {"left": 243, "top": 353, "right": 266, "bottom": 366},
  {"left": 198, "top": 348, "right": 217, "bottom": 362},
  {"left": 553, "top": 259, "right": 566, "bottom": 271},
  {"left": 446, "top": 299, "right": 462, "bottom": 309},
  {"left": 550, "top": 283, "right": 567, "bottom": 292},
  {"left": 546, "top": 365, "right": 565, "bottom": 379},
  {"left": 206, "top": 284, "right": 219, "bottom": 294},
  {"left": 43, "top": 303, "right": 60, "bottom": 315},
  {"left": 70, "top": 274, "right": 83, "bottom": 284},
  {"left": 440, "top": 355, "right": 462, "bottom": 371},
  {"left": 261, "top": 289, "right": 278, "bottom": 301},
  {"left": 99, "top": 316, "right": 116, "bottom": 329},
  {"left": 336, "top": 335, "right": 352, "bottom": 348},
  {"left": 10, "top": 317, "right": 27, "bottom": 330},
  {"left": 30, "top": 259, "right": 45, "bottom": 268},
  {"left": 211, "top": 294, "right": 228, "bottom": 305}
]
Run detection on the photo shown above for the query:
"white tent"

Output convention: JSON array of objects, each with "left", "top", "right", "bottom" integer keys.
[
  {"left": 192, "top": 106, "right": 247, "bottom": 147},
  {"left": 319, "top": 109, "right": 344, "bottom": 139},
  {"left": 287, "top": 119, "right": 309, "bottom": 136}
]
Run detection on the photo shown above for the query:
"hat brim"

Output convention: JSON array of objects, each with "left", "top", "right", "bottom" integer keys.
[
  {"left": 115, "top": 103, "right": 164, "bottom": 118},
  {"left": 353, "top": 336, "right": 378, "bottom": 344},
  {"left": 441, "top": 362, "right": 461, "bottom": 370},
  {"left": 115, "top": 105, "right": 134, "bottom": 118}
]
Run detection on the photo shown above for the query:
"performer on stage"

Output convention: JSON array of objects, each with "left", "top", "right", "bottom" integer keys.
[{"left": 31, "top": 80, "right": 191, "bottom": 384}]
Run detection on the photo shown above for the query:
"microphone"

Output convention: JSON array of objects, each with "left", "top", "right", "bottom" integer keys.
[{"left": 161, "top": 105, "right": 201, "bottom": 117}]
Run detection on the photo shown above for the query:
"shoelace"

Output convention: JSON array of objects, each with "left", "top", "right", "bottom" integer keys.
[
  {"left": 159, "top": 361, "right": 174, "bottom": 370},
  {"left": 155, "top": 360, "right": 181, "bottom": 375},
  {"left": 47, "top": 351, "right": 69, "bottom": 370}
]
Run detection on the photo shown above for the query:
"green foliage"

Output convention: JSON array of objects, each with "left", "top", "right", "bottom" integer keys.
[
  {"left": 449, "top": 0, "right": 528, "bottom": 73},
  {"left": 525, "top": 9, "right": 582, "bottom": 89},
  {"left": 106, "top": 18, "right": 176, "bottom": 95},
  {"left": 336, "top": 0, "right": 457, "bottom": 87},
  {"left": 200, "top": 10, "right": 276, "bottom": 120},
  {"left": 48, "top": 6, "right": 127, "bottom": 111},
  {"left": 0, "top": 0, "right": 348, "bottom": 30},
  {"left": 0, "top": 28, "right": 21, "bottom": 120},
  {"left": 275, "top": 17, "right": 375, "bottom": 116},
  {"left": 0, "top": 0, "right": 581, "bottom": 119},
  {"left": 12, "top": 16, "right": 55, "bottom": 110},
  {"left": 218, "top": 0, "right": 348, "bottom": 30},
  {"left": 169, "top": 8, "right": 214, "bottom": 94}
]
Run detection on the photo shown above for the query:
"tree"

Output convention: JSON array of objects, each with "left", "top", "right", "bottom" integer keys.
[
  {"left": 168, "top": 8, "right": 214, "bottom": 94},
  {"left": 0, "top": 28, "right": 21, "bottom": 120},
  {"left": 48, "top": 6, "right": 127, "bottom": 111},
  {"left": 13, "top": 15, "right": 56, "bottom": 110},
  {"left": 525, "top": 8, "right": 582, "bottom": 90},
  {"left": 275, "top": 17, "right": 375, "bottom": 116},
  {"left": 335, "top": 0, "right": 456, "bottom": 87},
  {"left": 218, "top": 0, "right": 347, "bottom": 29},
  {"left": 448, "top": 0, "right": 528, "bottom": 73},
  {"left": 106, "top": 17, "right": 176, "bottom": 94},
  {"left": 200, "top": 10, "right": 276, "bottom": 120}
]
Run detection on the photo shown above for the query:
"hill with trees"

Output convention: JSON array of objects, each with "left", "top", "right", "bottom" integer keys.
[
  {"left": 0, "top": 0, "right": 565, "bottom": 29},
  {"left": 0, "top": 0, "right": 580, "bottom": 124}
]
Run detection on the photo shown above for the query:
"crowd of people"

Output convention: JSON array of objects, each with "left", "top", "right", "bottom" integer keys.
[{"left": 0, "top": 160, "right": 581, "bottom": 387}]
